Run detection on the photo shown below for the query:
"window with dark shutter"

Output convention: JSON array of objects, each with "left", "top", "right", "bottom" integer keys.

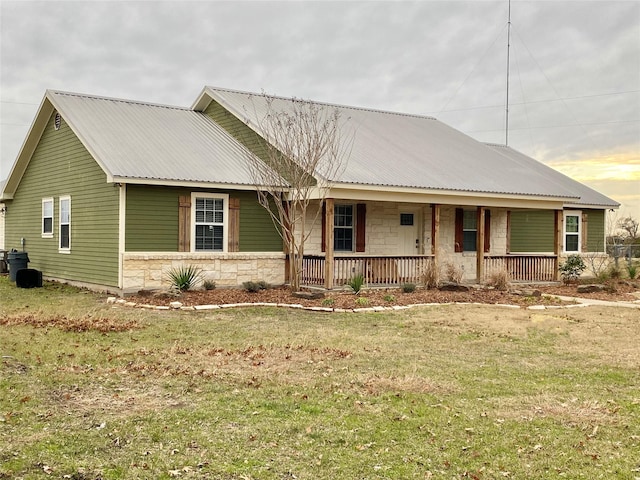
[
  {"left": 484, "top": 209, "right": 491, "bottom": 253},
  {"left": 455, "top": 208, "right": 464, "bottom": 252},
  {"left": 356, "top": 204, "right": 366, "bottom": 252}
]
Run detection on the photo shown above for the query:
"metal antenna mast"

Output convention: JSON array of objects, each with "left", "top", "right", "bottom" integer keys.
[{"left": 505, "top": 0, "right": 512, "bottom": 145}]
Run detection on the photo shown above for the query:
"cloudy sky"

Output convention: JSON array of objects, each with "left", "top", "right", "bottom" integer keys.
[{"left": 1, "top": 0, "right": 638, "bottom": 218}]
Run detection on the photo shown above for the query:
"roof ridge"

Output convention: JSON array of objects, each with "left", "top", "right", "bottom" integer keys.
[
  {"left": 204, "top": 86, "right": 438, "bottom": 121},
  {"left": 47, "top": 90, "right": 189, "bottom": 111}
]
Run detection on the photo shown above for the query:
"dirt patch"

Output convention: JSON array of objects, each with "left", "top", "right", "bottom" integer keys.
[{"left": 126, "top": 280, "right": 640, "bottom": 309}]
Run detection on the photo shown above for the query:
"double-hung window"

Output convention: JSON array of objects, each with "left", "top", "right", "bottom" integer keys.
[
  {"left": 334, "top": 204, "right": 354, "bottom": 252},
  {"left": 59, "top": 196, "right": 71, "bottom": 252},
  {"left": 462, "top": 210, "right": 477, "bottom": 252},
  {"left": 192, "top": 193, "right": 228, "bottom": 252},
  {"left": 42, "top": 198, "right": 53, "bottom": 237},
  {"left": 564, "top": 211, "right": 581, "bottom": 253}
]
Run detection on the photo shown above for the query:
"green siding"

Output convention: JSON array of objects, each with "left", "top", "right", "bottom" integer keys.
[
  {"left": 4, "top": 112, "right": 120, "bottom": 286},
  {"left": 585, "top": 209, "right": 605, "bottom": 252},
  {"left": 125, "top": 185, "right": 181, "bottom": 251},
  {"left": 204, "top": 101, "right": 272, "bottom": 164},
  {"left": 125, "top": 186, "right": 282, "bottom": 252},
  {"left": 236, "top": 191, "right": 283, "bottom": 251},
  {"left": 203, "top": 100, "right": 310, "bottom": 186},
  {"left": 510, "top": 210, "right": 555, "bottom": 253}
]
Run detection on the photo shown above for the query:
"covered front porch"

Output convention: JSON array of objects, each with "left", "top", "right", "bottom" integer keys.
[{"left": 298, "top": 199, "right": 565, "bottom": 289}]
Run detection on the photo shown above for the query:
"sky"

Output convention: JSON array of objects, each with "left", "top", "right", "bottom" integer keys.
[{"left": 1, "top": 0, "right": 639, "bottom": 220}]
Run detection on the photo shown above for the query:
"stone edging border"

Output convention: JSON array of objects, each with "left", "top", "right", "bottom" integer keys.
[{"left": 107, "top": 294, "right": 640, "bottom": 312}]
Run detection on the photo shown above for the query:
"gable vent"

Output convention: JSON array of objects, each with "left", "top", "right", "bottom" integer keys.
[{"left": 54, "top": 112, "right": 61, "bottom": 130}]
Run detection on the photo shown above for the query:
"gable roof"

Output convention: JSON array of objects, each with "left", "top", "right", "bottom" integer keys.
[
  {"left": 194, "top": 86, "right": 619, "bottom": 208},
  {"left": 2, "top": 87, "right": 619, "bottom": 210},
  {"left": 2, "top": 90, "right": 265, "bottom": 198}
]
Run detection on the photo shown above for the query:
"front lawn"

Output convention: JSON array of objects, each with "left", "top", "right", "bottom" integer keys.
[{"left": 1, "top": 277, "right": 638, "bottom": 479}]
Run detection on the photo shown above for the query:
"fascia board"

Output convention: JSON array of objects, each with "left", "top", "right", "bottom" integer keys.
[
  {"left": 191, "top": 86, "right": 213, "bottom": 111},
  {"left": 564, "top": 202, "right": 620, "bottom": 210},
  {"left": 109, "top": 176, "right": 275, "bottom": 192},
  {"left": 317, "top": 183, "right": 577, "bottom": 207}
]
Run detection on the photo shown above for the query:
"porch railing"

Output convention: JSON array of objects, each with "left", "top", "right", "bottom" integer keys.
[
  {"left": 302, "top": 255, "right": 434, "bottom": 287},
  {"left": 484, "top": 255, "right": 557, "bottom": 282},
  {"left": 303, "top": 254, "right": 558, "bottom": 286}
]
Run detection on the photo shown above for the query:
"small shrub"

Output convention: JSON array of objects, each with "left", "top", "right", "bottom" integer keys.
[
  {"left": 486, "top": 268, "right": 511, "bottom": 291},
  {"left": 559, "top": 254, "right": 586, "bottom": 283},
  {"left": 321, "top": 298, "right": 335, "bottom": 307},
  {"left": 402, "top": 283, "right": 416, "bottom": 293},
  {"left": 242, "top": 281, "right": 261, "bottom": 293},
  {"left": 421, "top": 261, "right": 440, "bottom": 289},
  {"left": 348, "top": 274, "right": 365, "bottom": 294},
  {"left": 165, "top": 265, "right": 204, "bottom": 292},
  {"left": 355, "top": 296, "right": 369, "bottom": 306},
  {"left": 596, "top": 270, "right": 610, "bottom": 283},
  {"left": 627, "top": 261, "right": 638, "bottom": 280},
  {"left": 444, "top": 262, "right": 463, "bottom": 284},
  {"left": 383, "top": 294, "right": 396, "bottom": 303},
  {"left": 203, "top": 280, "right": 216, "bottom": 291},
  {"left": 608, "top": 265, "right": 622, "bottom": 280},
  {"left": 242, "top": 280, "right": 269, "bottom": 293}
]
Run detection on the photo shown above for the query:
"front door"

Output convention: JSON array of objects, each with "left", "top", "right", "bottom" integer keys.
[{"left": 399, "top": 211, "right": 420, "bottom": 255}]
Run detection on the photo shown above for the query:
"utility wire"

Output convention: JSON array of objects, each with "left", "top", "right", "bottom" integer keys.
[{"left": 428, "top": 89, "right": 640, "bottom": 115}]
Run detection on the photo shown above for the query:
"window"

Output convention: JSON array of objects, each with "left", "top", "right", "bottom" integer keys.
[
  {"left": 462, "top": 210, "right": 477, "bottom": 252},
  {"left": 455, "top": 208, "right": 491, "bottom": 253},
  {"left": 564, "top": 211, "right": 581, "bottom": 252},
  {"left": 334, "top": 204, "right": 354, "bottom": 251},
  {"left": 42, "top": 198, "right": 53, "bottom": 237},
  {"left": 400, "top": 213, "right": 414, "bottom": 226},
  {"left": 192, "top": 193, "right": 228, "bottom": 252},
  {"left": 59, "top": 196, "right": 71, "bottom": 252}
]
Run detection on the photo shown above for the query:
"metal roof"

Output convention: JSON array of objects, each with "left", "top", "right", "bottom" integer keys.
[
  {"left": 47, "top": 91, "right": 260, "bottom": 186},
  {"left": 485, "top": 144, "right": 619, "bottom": 208},
  {"left": 200, "top": 86, "right": 618, "bottom": 206}
]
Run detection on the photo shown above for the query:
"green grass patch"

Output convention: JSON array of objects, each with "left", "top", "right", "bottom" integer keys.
[{"left": 1, "top": 276, "right": 639, "bottom": 478}]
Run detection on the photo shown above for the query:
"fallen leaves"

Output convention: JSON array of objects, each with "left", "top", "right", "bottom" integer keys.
[{"left": 0, "top": 312, "right": 140, "bottom": 332}]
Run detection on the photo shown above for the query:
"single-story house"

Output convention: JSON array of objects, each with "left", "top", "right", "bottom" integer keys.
[{"left": 0, "top": 87, "right": 619, "bottom": 294}]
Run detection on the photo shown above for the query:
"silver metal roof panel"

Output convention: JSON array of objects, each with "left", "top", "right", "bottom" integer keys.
[
  {"left": 48, "top": 91, "right": 259, "bottom": 186},
  {"left": 203, "top": 86, "right": 617, "bottom": 206}
]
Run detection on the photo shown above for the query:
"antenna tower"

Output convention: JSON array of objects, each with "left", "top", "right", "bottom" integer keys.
[{"left": 505, "top": 0, "right": 512, "bottom": 145}]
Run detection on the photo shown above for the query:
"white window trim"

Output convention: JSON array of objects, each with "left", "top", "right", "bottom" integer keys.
[
  {"left": 563, "top": 210, "right": 582, "bottom": 253},
  {"left": 190, "top": 192, "right": 229, "bottom": 253},
  {"left": 59, "top": 195, "right": 71, "bottom": 253},
  {"left": 42, "top": 197, "right": 54, "bottom": 238}
]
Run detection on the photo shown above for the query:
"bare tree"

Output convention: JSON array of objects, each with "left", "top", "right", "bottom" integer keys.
[
  {"left": 617, "top": 216, "right": 639, "bottom": 242},
  {"left": 242, "top": 93, "right": 353, "bottom": 291}
]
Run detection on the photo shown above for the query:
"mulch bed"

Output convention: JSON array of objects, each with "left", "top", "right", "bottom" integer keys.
[{"left": 128, "top": 280, "right": 640, "bottom": 310}]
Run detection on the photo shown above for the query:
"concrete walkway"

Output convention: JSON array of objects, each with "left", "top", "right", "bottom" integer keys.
[{"left": 544, "top": 294, "right": 640, "bottom": 309}]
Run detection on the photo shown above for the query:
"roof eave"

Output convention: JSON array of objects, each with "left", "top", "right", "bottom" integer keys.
[{"left": 110, "top": 176, "right": 277, "bottom": 191}]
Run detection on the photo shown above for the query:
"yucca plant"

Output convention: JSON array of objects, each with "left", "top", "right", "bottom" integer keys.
[
  {"left": 165, "top": 265, "right": 204, "bottom": 292},
  {"left": 348, "top": 274, "right": 365, "bottom": 294}
]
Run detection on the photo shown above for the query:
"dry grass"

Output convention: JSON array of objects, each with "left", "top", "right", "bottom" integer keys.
[{"left": 1, "top": 276, "right": 639, "bottom": 479}]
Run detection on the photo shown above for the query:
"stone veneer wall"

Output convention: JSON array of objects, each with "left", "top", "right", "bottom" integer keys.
[{"left": 122, "top": 252, "right": 286, "bottom": 293}]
